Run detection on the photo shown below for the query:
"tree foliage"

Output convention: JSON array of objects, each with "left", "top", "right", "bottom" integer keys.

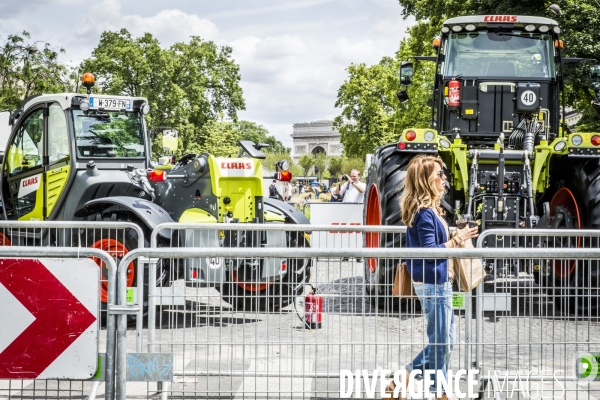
[
  {"left": 342, "top": 157, "right": 366, "bottom": 177},
  {"left": 299, "top": 154, "right": 314, "bottom": 178},
  {"left": 334, "top": 21, "right": 439, "bottom": 158},
  {"left": 81, "top": 29, "right": 246, "bottom": 158},
  {"left": 327, "top": 156, "right": 343, "bottom": 178},
  {"left": 314, "top": 152, "right": 328, "bottom": 182},
  {"left": 0, "top": 32, "right": 70, "bottom": 111}
]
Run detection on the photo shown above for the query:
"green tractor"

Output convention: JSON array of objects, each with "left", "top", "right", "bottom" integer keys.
[
  {"left": 0, "top": 73, "right": 310, "bottom": 314},
  {"left": 364, "top": 15, "right": 600, "bottom": 314}
]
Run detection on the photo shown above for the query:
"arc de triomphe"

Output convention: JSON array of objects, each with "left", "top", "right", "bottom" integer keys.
[{"left": 290, "top": 120, "right": 343, "bottom": 164}]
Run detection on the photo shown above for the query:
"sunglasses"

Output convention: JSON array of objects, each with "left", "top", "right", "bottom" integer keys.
[
  {"left": 436, "top": 171, "right": 446, "bottom": 178},
  {"left": 456, "top": 220, "right": 478, "bottom": 229}
]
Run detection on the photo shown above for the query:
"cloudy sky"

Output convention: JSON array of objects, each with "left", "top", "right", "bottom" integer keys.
[{"left": 0, "top": 0, "right": 414, "bottom": 148}]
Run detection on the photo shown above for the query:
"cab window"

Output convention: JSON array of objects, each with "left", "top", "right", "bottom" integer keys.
[
  {"left": 6, "top": 109, "right": 44, "bottom": 176},
  {"left": 47, "top": 103, "right": 70, "bottom": 164}
]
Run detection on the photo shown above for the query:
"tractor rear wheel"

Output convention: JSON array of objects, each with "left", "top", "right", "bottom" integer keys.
[
  {"left": 363, "top": 144, "right": 413, "bottom": 312},
  {"left": 219, "top": 230, "right": 311, "bottom": 312},
  {"left": 546, "top": 159, "right": 600, "bottom": 314}
]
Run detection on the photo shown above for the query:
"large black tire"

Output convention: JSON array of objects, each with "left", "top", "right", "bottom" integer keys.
[
  {"left": 218, "top": 230, "right": 311, "bottom": 312},
  {"left": 545, "top": 158, "right": 600, "bottom": 314},
  {"left": 363, "top": 144, "right": 414, "bottom": 312},
  {"left": 85, "top": 211, "right": 172, "bottom": 324}
]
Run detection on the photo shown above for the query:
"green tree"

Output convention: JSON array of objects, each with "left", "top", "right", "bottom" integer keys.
[
  {"left": 0, "top": 31, "right": 70, "bottom": 110},
  {"left": 314, "top": 152, "right": 328, "bottom": 182},
  {"left": 290, "top": 163, "right": 303, "bottom": 182},
  {"left": 81, "top": 29, "right": 245, "bottom": 158},
  {"left": 342, "top": 157, "right": 366, "bottom": 177},
  {"left": 199, "top": 120, "right": 239, "bottom": 157},
  {"left": 328, "top": 156, "right": 343, "bottom": 178},
  {"left": 235, "top": 120, "right": 290, "bottom": 154},
  {"left": 299, "top": 154, "right": 314, "bottom": 178},
  {"left": 334, "top": 21, "right": 439, "bottom": 159}
]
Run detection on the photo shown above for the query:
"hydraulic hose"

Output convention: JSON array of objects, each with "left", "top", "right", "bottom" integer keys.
[{"left": 466, "top": 150, "right": 479, "bottom": 217}]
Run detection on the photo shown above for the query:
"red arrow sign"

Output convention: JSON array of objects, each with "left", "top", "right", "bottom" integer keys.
[{"left": 0, "top": 259, "right": 97, "bottom": 378}]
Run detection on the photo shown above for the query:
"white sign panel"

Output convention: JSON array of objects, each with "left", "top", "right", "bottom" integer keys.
[
  {"left": 18, "top": 173, "right": 41, "bottom": 198},
  {"left": 0, "top": 258, "right": 99, "bottom": 379},
  {"left": 308, "top": 202, "right": 364, "bottom": 249},
  {"left": 218, "top": 159, "right": 255, "bottom": 177}
]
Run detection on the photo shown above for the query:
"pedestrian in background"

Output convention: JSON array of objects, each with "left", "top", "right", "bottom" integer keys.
[
  {"left": 336, "top": 169, "right": 366, "bottom": 203},
  {"left": 268, "top": 179, "right": 283, "bottom": 201},
  {"left": 384, "top": 155, "right": 478, "bottom": 400},
  {"left": 283, "top": 182, "right": 292, "bottom": 201}
]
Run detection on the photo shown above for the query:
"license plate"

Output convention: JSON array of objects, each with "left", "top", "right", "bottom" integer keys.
[{"left": 89, "top": 97, "right": 131, "bottom": 110}]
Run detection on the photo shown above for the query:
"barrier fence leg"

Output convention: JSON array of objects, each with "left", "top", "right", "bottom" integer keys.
[
  {"left": 161, "top": 382, "right": 170, "bottom": 400},
  {"left": 87, "top": 381, "right": 100, "bottom": 400},
  {"left": 465, "top": 290, "right": 472, "bottom": 372},
  {"left": 476, "top": 282, "right": 484, "bottom": 398}
]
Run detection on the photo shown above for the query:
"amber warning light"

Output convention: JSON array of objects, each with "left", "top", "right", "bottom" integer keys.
[{"left": 276, "top": 171, "right": 292, "bottom": 182}]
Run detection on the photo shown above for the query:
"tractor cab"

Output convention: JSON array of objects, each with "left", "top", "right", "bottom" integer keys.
[
  {"left": 1, "top": 79, "right": 152, "bottom": 222},
  {"left": 400, "top": 16, "right": 564, "bottom": 148}
]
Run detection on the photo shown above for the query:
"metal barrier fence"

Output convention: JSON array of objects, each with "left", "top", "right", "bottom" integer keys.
[
  {"left": 0, "top": 246, "right": 117, "bottom": 400},
  {"left": 118, "top": 224, "right": 600, "bottom": 399},
  {"left": 0, "top": 221, "right": 143, "bottom": 400},
  {"left": 475, "top": 229, "right": 600, "bottom": 400}
]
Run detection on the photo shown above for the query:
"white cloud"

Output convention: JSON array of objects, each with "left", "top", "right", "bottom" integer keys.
[
  {"left": 0, "top": 0, "right": 417, "bottom": 149},
  {"left": 205, "top": 0, "right": 337, "bottom": 20},
  {"left": 0, "top": 19, "right": 28, "bottom": 37},
  {"left": 0, "top": 0, "right": 77, "bottom": 19},
  {"left": 75, "top": 0, "right": 219, "bottom": 47}
]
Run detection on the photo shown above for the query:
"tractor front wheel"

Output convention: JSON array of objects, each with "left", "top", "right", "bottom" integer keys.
[
  {"left": 546, "top": 159, "right": 600, "bottom": 314},
  {"left": 86, "top": 212, "right": 172, "bottom": 324},
  {"left": 363, "top": 144, "right": 413, "bottom": 312},
  {"left": 219, "top": 231, "right": 311, "bottom": 312}
]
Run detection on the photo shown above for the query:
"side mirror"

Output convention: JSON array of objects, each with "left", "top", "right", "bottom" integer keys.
[
  {"left": 162, "top": 129, "right": 178, "bottom": 152},
  {"left": 399, "top": 61, "right": 413, "bottom": 86},
  {"left": 396, "top": 90, "right": 409, "bottom": 104}
]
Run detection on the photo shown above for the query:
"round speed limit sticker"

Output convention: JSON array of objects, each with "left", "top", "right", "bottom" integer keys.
[{"left": 521, "top": 90, "right": 537, "bottom": 106}]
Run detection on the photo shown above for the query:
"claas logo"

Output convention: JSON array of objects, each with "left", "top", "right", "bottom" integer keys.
[
  {"left": 221, "top": 161, "right": 253, "bottom": 169},
  {"left": 276, "top": 171, "right": 292, "bottom": 182}
]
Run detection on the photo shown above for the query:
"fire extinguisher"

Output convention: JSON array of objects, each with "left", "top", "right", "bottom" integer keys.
[
  {"left": 448, "top": 78, "right": 460, "bottom": 108},
  {"left": 304, "top": 286, "right": 322, "bottom": 329}
]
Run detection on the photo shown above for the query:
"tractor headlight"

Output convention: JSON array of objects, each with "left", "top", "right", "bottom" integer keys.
[
  {"left": 439, "top": 138, "right": 451, "bottom": 149},
  {"left": 141, "top": 103, "right": 150, "bottom": 115},
  {"left": 554, "top": 141, "right": 566, "bottom": 152},
  {"left": 553, "top": 26, "right": 561, "bottom": 34},
  {"left": 451, "top": 25, "right": 463, "bottom": 32},
  {"left": 571, "top": 135, "right": 583, "bottom": 146},
  {"left": 525, "top": 24, "right": 536, "bottom": 32},
  {"left": 79, "top": 98, "right": 90, "bottom": 111},
  {"left": 441, "top": 27, "right": 450, "bottom": 34},
  {"left": 424, "top": 131, "right": 435, "bottom": 141},
  {"left": 465, "top": 24, "right": 476, "bottom": 31},
  {"left": 538, "top": 25, "right": 549, "bottom": 33}
]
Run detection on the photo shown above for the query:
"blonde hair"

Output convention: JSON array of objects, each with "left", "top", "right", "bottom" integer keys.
[{"left": 400, "top": 155, "right": 445, "bottom": 227}]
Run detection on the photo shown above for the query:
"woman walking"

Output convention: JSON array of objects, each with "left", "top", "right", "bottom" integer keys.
[{"left": 385, "top": 155, "right": 478, "bottom": 400}]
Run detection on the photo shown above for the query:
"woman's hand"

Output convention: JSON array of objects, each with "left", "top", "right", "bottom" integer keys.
[{"left": 455, "top": 225, "right": 479, "bottom": 243}]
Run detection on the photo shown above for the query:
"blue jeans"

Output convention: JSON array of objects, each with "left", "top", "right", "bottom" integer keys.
[{"left": 406, "top": 281, "right": 455, "bottom": 395}]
